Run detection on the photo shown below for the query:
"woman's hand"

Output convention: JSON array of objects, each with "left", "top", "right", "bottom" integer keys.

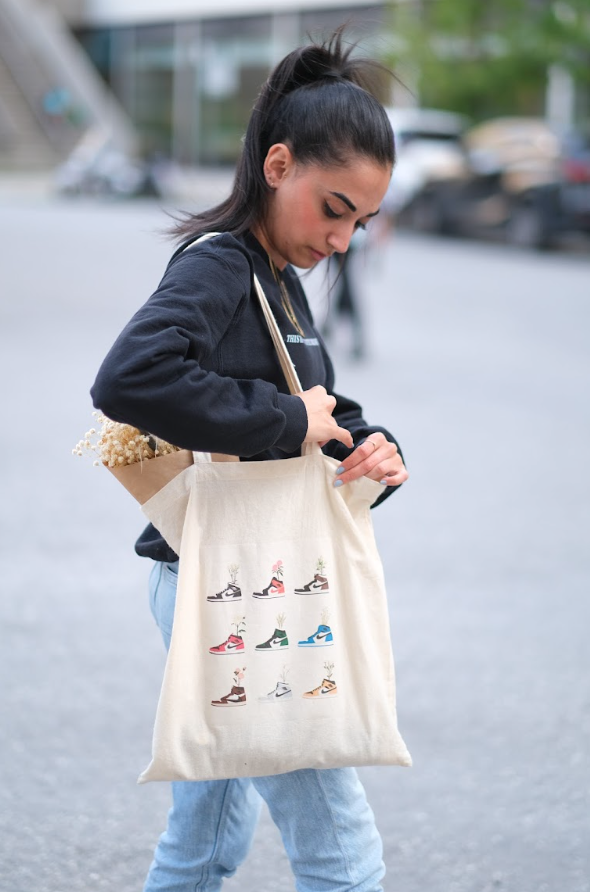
[
  {"left": 333, "top": 432, "right": 408, "bottom": 488},
  {"left": 296, "top": 386, "right": 354, "bottom": 449}
]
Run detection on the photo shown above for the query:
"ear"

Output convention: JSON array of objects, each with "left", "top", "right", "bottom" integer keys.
[{"left": 263, "top": 143, "right": 295, "bottom": 187}]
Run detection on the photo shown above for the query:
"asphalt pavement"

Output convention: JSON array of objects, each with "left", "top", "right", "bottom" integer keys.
[{"left": 0, "top": 190, "right": 589, "bottom": 892}]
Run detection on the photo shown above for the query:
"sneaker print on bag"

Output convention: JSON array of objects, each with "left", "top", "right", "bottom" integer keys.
[
  {"left": 302, "top": 661, "right": 337, "bottom": 699},
  {"left": 259, "top": 665, "right": 293, "bottom": 703},
  {"left": 298, "top": 607, "right": 333, "bottom": 647},
  {"left": 211, "top": 667, "right": 246, "bottom": 707},
  {"left": 209, "top": 616, "right": 246, "bottom": 655},
  {"left": 253, "top": 559, "right": 285, "bottom": 599},
  {"left": 298, "top": 624, "right": 333, "bottom": 647},
  {"left": 256, "top": 613, "right": 289, "bottom": 651},
  {"left": 207, "top": 563, "right": 241, "bottom": 603},
  {"left": 295, "top": 556, "right": 329, "bottom": 595}
]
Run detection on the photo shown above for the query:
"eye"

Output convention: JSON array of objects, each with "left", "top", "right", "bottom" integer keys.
[{"left": 323, "top": 201, "right": 342, "bottom": 220}]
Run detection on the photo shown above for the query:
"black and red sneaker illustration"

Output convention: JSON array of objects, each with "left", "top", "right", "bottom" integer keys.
[
  {"left": 210, "top": 617, "right": 246, "bottom": 655},
  {"left": 253, "top": 560, "right": 285, "bottom": 600},
  {"left": 209, "top": 633, "right": 245, "bottom": 655}
]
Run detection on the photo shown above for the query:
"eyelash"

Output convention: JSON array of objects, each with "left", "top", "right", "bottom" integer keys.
[
  {"left": 323, "top": 201, "right": 367, "bottom": 230},
  {"left": 323, "top": 201, "right": 341, "bottom": 220}
]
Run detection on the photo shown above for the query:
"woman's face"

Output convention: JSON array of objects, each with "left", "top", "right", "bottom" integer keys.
[{"left": 258, "top": 148, "right": 391, "bottom": 270}]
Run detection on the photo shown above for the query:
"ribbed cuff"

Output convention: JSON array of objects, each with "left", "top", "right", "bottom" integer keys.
[{"left": 274, "top": 392, "right": 308, "bottom": 453}]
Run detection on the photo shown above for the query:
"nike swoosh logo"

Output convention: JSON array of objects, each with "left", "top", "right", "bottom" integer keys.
[
  {"left": 315, "top": 632, "right": 331, "bottom": 640},
  {"left": 270, "top": 638, "right": 287, "bottom": 646},
  {"left": 276, "top": 689, "right": 291, "bottom": 697},
  {"left": 320, "top": 687, "right": 335, "bottom": 694},
  {"left": 226, "top": 642, "right": 242, "bottom": 649}
]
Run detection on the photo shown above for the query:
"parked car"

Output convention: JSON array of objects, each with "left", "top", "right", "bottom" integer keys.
[
  {"left": 383, "top": 107, "right": 468, "bottom": 218},
  {"left": 408, "top": 117, "right": 590, "bottom": 248}
]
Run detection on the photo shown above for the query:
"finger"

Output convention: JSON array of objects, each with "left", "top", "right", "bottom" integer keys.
[
  {"left": 336, "top": 459, "right": 391, "bottom": 486},
  {"left": 336, "top": 436, "right": 386, "bottom": 474},
  {"left": 335, "top": 453, "right": 406, "bottom": 488},
  {"left": 378, "top": 467, "right": 409, "bottom": 486},
  {"left": 334, "top": 439, "right": 392, "bottom": 484},
  {"left": 333, "top": 425, "right": 354, "bottom": 449}
]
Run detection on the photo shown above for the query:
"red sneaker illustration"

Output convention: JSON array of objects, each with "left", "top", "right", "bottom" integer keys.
[
  {"left": 209, "top": 633, "right": 245, "bottom": 655},
  {"left": 253, "top": 560, "right": 285, "bottom": 599}
]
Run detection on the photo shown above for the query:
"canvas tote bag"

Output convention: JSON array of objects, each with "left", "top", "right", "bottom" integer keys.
[{"left": 137, "top": 236, "right": 412, "bottom": 782}]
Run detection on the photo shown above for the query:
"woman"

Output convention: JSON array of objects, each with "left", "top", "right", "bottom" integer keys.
[{"left": 92, "top": 28, "right": 408, "bottom": 892}]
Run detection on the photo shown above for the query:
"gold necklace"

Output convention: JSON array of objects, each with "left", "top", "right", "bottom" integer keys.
[{"left": 268, "top": 255, "right": 305, "bottom": 337}]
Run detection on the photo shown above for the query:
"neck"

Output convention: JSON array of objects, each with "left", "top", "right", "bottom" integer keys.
[{"left": 251, "top": 224, "right": 287, "bottom": 271}]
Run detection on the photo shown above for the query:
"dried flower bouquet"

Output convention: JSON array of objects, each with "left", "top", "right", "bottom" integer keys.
[{"left": 73, "top": 412, "right": 181, "bottom": 468}]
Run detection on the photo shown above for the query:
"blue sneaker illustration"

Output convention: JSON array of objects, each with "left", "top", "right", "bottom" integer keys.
[{"left": 298, "top": 624, "right": 334, "bottom": 647}]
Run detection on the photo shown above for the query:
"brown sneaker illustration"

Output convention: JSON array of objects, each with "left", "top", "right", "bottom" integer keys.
[
  {"left": 302, "top": 678, "right": 337, "bottom": 699},
  {"left": 211, "top": 685, "right": 246, "bottom": 707},
  {"left": 294, "top": 574, "right": 329, "bottom": 595}
]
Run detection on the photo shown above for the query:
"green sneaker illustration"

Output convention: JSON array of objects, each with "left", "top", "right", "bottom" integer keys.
[{"left": 255, "top": 628, "right": 289, "bottom": 651}]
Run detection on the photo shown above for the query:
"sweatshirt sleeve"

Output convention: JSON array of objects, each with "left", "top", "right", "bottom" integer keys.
[{"left": 90, "top": 241, "right": 308, "bottom": 457}]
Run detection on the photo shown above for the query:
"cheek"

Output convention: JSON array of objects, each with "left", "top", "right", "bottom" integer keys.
[{"left": 289, "top": 194, "right": 322, "bottom": 235}]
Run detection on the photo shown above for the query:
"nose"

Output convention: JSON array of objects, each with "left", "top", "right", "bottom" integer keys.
[
  {"left": 328, "top": 233, "right": 352, "bottom": 254},
  {"left": 327, "top": 223, "right": 355, "bottom": 255}
]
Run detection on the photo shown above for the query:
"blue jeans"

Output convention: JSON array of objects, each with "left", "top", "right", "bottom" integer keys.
[{"left": 144, "top": 561, "right": 385, "bottom": 892}]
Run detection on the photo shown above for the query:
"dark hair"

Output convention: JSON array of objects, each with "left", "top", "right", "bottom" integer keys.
[{"left": 172, "top": 27, "right": 395, "bottom": 242}]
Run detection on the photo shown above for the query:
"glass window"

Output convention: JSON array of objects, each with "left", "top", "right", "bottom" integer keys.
[{"left": 197, "top": 15, "right": 273, "bottom": 165}]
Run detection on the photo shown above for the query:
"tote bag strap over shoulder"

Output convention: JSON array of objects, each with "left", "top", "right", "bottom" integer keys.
[
  {"left": 187, "top": 233, "right": 303, "bottom": 397},
  {"left": 186, "top": 233, "right": 317, "bottom": 459}
]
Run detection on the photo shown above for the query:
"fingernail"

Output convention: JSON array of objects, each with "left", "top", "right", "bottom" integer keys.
[
  {"left": 379, "top": 478, "right": 388, "bottom": 485},
  {"left": 336, "top": 466, "right": 345, "bottom": 474},
  {"left": 333, "top": 479, "right": 343, "bottom": 488}
]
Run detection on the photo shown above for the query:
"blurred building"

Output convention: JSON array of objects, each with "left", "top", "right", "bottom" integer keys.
[
  {"left": 0, "top": 0, "right": 389, "bottom": 170},
  {"left": 73, "top": 0, "right": 389, "bottom": 166},
  {"left": 0, "top": 0, "right": 140, "bottom": 169}
]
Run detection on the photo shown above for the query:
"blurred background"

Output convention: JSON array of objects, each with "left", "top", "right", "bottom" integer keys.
[
  {"left": 1, "top": 2, "right": 589, "bottom": 891},
  {"left": 1, "top": 0, "right": 589, "bottom": 232}
]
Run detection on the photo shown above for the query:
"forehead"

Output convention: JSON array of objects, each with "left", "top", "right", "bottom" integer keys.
[{"left": 296, "top": 158, "right": 392, "bottom": 209}]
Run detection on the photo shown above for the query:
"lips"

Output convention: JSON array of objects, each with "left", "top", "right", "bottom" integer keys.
[{"left": 310, "top": 248, "right": 328, "bottom": 262}]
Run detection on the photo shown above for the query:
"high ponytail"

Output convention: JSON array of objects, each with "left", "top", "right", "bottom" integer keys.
[{"left": 172, "top": 27, "right": 395, "bottom": 242}]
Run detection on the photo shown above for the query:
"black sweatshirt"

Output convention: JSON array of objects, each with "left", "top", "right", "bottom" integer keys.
[{"left": 91, "top": 231, "right": 403, "bottom": 562}]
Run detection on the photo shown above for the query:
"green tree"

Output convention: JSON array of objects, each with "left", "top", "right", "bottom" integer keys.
[{"left": 385, "top": 0, "right": 590, "bottom": 121}]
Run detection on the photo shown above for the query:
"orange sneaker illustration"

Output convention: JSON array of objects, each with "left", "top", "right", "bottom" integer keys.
[{"left": 302, "top": 678, "right": 337, "bottom": 699}]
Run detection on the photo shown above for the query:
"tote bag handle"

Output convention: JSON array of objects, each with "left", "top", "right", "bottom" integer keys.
[{"left": 187, "top": 233, "right": 304, "bottom": 397}]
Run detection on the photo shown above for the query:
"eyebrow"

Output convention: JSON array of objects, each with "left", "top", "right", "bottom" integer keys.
[{"left": 329, "top": 191, "right": 380, "bottom": 217}]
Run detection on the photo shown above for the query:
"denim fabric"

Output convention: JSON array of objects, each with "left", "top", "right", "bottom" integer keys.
[{"left": 144, "top": 561, "right": 385, "bottom": 892}]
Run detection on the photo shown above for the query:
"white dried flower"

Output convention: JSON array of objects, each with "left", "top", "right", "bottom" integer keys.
[{"left": 72, "top": 413, "right": 181, "bottom": 469}]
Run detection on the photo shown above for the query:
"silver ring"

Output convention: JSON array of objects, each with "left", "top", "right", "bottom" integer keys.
[{"left": 367, "top": 439, "right": 378, "bottom": 453}]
